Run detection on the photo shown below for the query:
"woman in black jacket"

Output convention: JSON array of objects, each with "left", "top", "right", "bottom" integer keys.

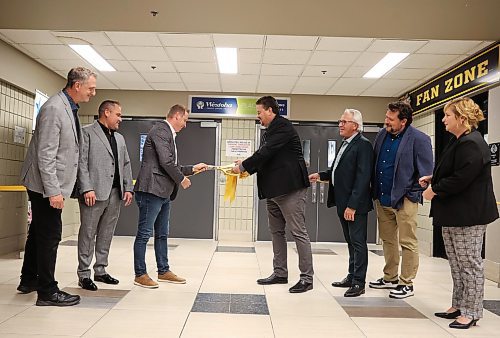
[{"left": 419, "top": 97, "right": 498, "bottom": 329}]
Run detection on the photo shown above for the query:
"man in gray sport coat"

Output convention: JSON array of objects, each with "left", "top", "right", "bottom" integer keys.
[
  {"left": 132, "top": 104, "right": 207, "bottom": 288},
  {"left": 77, "top": 100, "right": 134, "bottom": 291},
  {"left": 18, "top": 67, "right": 97, "bottom": 306}
]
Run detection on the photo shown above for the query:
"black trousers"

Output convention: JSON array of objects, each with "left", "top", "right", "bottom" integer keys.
[
  {"left": 21, "top": 190, "right": 62, "bottom": 296},
  {"left": 338, "top": 211, "right": 368, "bottom": 287}
]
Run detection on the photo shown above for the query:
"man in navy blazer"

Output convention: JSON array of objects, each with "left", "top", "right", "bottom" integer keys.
[
  {"left": 369, "top": 101, "right": 433, "bottom": 299},
  {"left": 309, "top": 109, "right": 373, "bottom": 297}
]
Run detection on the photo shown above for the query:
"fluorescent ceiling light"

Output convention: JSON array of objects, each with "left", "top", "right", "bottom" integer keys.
[
  {"left": 69, "top": 44, "right": 115, "bottom": 72},
  {"left": 363, "top": 52, "right": 409, "bottom": 78},
  {"left": 216, "top": 47, "right": 238, "bottom": 74}
]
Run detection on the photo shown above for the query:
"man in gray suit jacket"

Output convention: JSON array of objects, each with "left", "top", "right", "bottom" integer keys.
[
  {"left": 77, "top": 100, "right": 134, "bottom": 291},
  {"left": 133, "top": 104, "right": 207, "bottom": 288},
  {"left": 18, "top": 67, "right": 97, "bottom": 306}
]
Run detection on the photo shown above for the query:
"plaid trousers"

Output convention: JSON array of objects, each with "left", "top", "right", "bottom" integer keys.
[{"left": 442, "top": 224, "right": 486, "bottom": 319}]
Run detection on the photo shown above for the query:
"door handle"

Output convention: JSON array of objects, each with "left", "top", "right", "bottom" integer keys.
[
  {"left": 311, "top": 182, "right": 317, "bottom": 203},
  {"left": 319, "top": 182, "right": 325, "bottom": 204}
]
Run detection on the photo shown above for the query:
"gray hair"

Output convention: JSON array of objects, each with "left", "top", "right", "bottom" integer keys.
[
  {"left": 344, "top": 108, "right": 363, "bottom": 131},
  {"left": 65, "top": 67, "right": 97, "bottom": 89}
]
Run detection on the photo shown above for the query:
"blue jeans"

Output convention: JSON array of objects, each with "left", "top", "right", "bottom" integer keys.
[{"left": 133, "top": 191, "right": 171, "bottom": 277}]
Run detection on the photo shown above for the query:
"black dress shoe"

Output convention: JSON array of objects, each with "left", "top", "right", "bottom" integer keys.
[
  {"left": 332, "top": 277, "right": 352, "bottom": 288},
  {"left": 17, "top": 284, "right": 38, "bottom": 294},
  {"left": 289, "top": 280, "right": 313, "bottom": 293},
  {"left": 36, "top": 291, "right": 81, "bottom": 307},
  {"left": 257, "top": 274, "right": 288, "bottom": 285},
  {"left": 95, "top": 274, "right": 119, "bottom": 285},
  {"left": 344, "top": 284, "right": 365, "bottom": 297},
  {"left": 78, "top": 278, "right": 98, "bottom": 291},
  {"left": 449, "top": 319, "right": 478, "bottom": 329},
  {"left": 435, "top": 309, "right": 461, "bottom": 319}
]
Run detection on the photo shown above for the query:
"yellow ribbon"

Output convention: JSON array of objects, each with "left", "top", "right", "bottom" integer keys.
[{"left": 210, "top": 164, "right": 249, "bottom": 203}]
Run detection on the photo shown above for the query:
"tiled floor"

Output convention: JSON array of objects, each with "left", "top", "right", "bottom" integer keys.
[{"left": 0, "top": 237, "right": 499, "bottom": 337}]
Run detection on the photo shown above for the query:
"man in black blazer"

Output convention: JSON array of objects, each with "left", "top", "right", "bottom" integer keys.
[
  {"left": 232, "top": 96, "right": 313, "bottom": 293},
  {"left": 310, "top": 109, "right": 373, "bottom": 297}
]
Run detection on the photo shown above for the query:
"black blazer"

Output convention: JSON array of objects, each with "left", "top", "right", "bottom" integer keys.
[
  {"left": 319, "top": 133, "right": 373, "bottom": 214},
  {"left": 430, "top": 130, "right": 498, "bottom": 227},
  {"left": 243, "top": 115, "right": 310, "bottom": 199}
]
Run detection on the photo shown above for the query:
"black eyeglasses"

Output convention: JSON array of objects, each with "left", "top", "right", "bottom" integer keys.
[{"left": 338, "top": 120, "right": 357, "bottom": 125}]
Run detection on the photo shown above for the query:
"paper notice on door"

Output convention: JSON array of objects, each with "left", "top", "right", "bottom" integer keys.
[{"left": 226, "top": 139, "right": 252, "bottom": 158}]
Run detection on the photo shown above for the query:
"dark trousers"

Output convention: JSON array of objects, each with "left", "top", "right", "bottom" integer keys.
[
  {"left": 21, "top": 190, "right": 62, "bottom": 296},
  {"left": 338, "top": 211, "right": 368, "bottom": 287}
]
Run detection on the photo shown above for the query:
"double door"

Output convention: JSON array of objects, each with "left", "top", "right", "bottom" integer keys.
[
  {"left": 256, "top": 123, "right": 379, "bottom": 243},
  {"left": 114, "top": 118, "right": 219, "bottom": 239}
]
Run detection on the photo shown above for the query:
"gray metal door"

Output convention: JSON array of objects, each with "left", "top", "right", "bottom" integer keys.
[
  {"left": 256, "top": 122, "right": 379, "bottom": 243},
  {"left": 115, "top": 118, "right": 218, "bottom": 239}
]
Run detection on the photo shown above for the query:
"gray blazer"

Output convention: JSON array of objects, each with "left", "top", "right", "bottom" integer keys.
[
  {"left": 20, "top": 91, "right": 81, "bottom": 198},
  {"left": 78, "top": 121, "right": 134, "bottom": 200},
  {"left": 134, "top": 121, "right": 193, "bottom": 200}
]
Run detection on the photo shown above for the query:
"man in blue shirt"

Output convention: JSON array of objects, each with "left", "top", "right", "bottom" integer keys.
[{"left": 369, "top": 101, "right": 433, "bottom": 299}]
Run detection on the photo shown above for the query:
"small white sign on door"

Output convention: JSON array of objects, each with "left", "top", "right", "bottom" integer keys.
[{"left": 226, "top": 139, "right": 252, "bottom": 158}]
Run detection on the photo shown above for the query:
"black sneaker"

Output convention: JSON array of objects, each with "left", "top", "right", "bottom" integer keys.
[
  {"left": 36, "top": 291, "right": 81, "bottom": 307},
  {"left": 389, "top": 285, "right": 414, "bottom": 299},
  {"left": 368, "top": 277, "right": 398, "bottom": 289},
  {"left": 17, "top": 284, "right": 38, "bottom": 294}
]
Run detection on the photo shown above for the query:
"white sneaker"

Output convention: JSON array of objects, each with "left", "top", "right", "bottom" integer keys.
[
  {"left": 389, "top": 285, "right": 414, "bottom": 299},
  {"left": 368, "top": 277, "right": 398, "bottom": 289}
]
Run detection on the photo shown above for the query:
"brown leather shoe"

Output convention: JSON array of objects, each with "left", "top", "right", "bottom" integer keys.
[
  {"left": 158, "top": 271, "right": 186, "bottom": 284},
  {"left": 134, "top": 274, "right": 159, "bottom": 289}
]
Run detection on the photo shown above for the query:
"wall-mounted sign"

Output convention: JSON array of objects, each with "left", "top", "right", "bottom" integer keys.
[
  {"left": 33, "top": 89, "right": 49, "bottom": 130},
  {"left": 406, "top": 43, "right": 499, "bottom": 115},
  {"left": 226, "top": 139, "right": 252, "bottom": 157},
  {"left": 139, "top": 134, "right": 147, "bottom": 162},
  {"left": 189, "top": 95, "right": 290, "bottom": 117},
  {"left": 490, "top": 142, "right": 500, "bottom": 166},
  {"left": 14, "top": 126, "right": 26, "bottom": 144}
]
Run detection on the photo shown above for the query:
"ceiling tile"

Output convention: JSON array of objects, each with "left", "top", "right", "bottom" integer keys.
[
  {"left": 0, "top": 29, "right": 62, "bottom": 44},
  {"left": 117, "top": 46, "right": 169, "bottom": 61},
  {"left": 327, "top": 78, "right": 376, "bottom": 96},
  {"left": 20, "top": 44, "right": 79, "bottom": 59},
  {"left": 416, "top": 40, "right": 483, "bottom": 54},
  {"left": 185, "top": 82, "right": 221, "bottom": 92},
  {"left": 174, "top": 62, "right": 218, "bottom": 73},
  {"left": 343, "top": 66, "right": 371, "bottom": 78},
  {"left": 159, "top": 33, "right": 213, "bottom": 47},
  {"left": 92, "top": 74, "right": 118, "bottom": 89},
  {"left": 263, "top": 50, "right": 311, "bottom": 64},
  {"left": 53, "top": 31, "right": 112, "bottom": 45},
  {"left": 213, "top": 34, "right": 264, "bottom": 48},
  {"left": 352, "top": 52, "right": 386, "bottom": 67},
  {"left": 257, "top": 76, "right": 298, "bottom": 93},
  {"left": 181, "top": 73, "right": 219, "bottom": 84},
  {"left": 384, "top": 67, "right": 435, "bottom": 80},
  {"left": 466, "top": 41, "right": 495, "bottom": 55},
  {"left": 220, "top": 74, "right": 258, "bottom": 92},
  {"left": 360, "top": 78, "right": 416, "bottom": 97},
  {"left": 302, "top": 65, "right": 347, "bottom": 77},
  {"left": 42, "top": 59, "right": 95, "bottom": 72},
  {"left": 265, "top": 35, "right": 318, "bottom": 50},
  {"left": 239, "top": 49, "right": 262, "bottom": 64},
  {"left": 105, "top": 32, "right": 161, "bottom": 46},
  {"left": 398, "top": 54, "right": 459, "bottom": 69},
  {"left": 316, "top": 37, "right": 373, "bottom": 51},
  {"left": 367, "top": 39, "right": 428, "bottom": 53},
  {"left": 142, "top": 72, "right": 182, "bottom": 83},
  {"left": 309, "top": 51, "right": 360, "bottom": 66},
  {"left": 150, "top": 82, "right": 186, "bottom": 91},
  {"left": 239, "top": 63, "right": 261, "bottom": 75},
  {"left": 93, "top": 45, "right": 125, "bottom": 60},
  {"left": 261, "top": 64, "right": 304, "bottom": 76},
  {"left": 166, "top": 47, "right": 215, "bottom": 62},
  {"left": 292, "top": 77, "right": 337, "bottom": 95},
  {"left": 101, "top": 72, "right": 151, "bottom": 90},
  {"left": 130, "top": 61, "right": 176, "bottom": 73},
  {"left": 107, "top": 60, "right": 134, "bottom": 72}
]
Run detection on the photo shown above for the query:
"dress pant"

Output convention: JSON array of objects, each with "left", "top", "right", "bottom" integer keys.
[
  {"left": 443, "top": 225, "right": 487, "bottom": 320},
  {"left": 375, "top": 198, "right": 419, "bottom": 285},
  {"left": 266, "top": 188, "right": 314, "bottom": 283},
  {"left": 20, "top": 190, "right": 62, "bottom": 296},
  {"left": 77, "top": 188, "right": 121, "bottom": 279},
  {"left": 338, "top": 211, "right": 368, "bottom": 287}
]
